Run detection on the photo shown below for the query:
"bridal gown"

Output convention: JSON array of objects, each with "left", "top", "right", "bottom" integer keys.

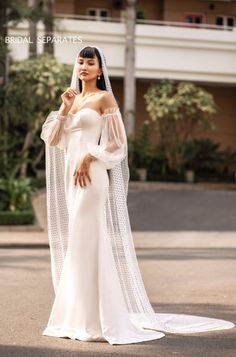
[{"left": 41, "top": 106, "right": 235, "bottom": 345}]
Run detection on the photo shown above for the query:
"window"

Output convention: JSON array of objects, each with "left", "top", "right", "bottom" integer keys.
[
  {"left": 88, "top": 9, "right": 96, "bottom": 17},
  {"left": 185, "top": 13, "right": 206, "bottom": 25},
  {"left": 227, "top": 17, "right": 234, "bottom": 27},
  {"left": 216, "top": 16, "right": 223, "bottom": 26},
  {"left": 216, "top": 15, "right": 234, "bottom": 27},
  {"left": 87, "top": 8, "right": 110, "bottom": 21},
  {"left": 100, "top": 10, "right": 108, "bottom": 18}
]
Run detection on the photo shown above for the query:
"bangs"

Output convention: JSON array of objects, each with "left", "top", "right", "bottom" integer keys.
[{"left": 79, "top": 46, "right": 96, "bottom": 59}]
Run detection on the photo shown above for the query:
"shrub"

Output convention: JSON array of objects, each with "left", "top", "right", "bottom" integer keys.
[{"left": 144, "top": 80, "right": 218, "bottom": 173}]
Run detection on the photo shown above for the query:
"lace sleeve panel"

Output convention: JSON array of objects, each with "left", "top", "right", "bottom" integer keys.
[
  {"left": 40, "top": 111, "right": 69, "bottom": 150},
  {"left": 87, "top": 106, "right": 127, "bottom": 169}
]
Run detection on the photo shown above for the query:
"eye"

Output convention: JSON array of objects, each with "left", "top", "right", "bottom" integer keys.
[{"left": 78, "top": 60, "right": 95, "bottom": 65}]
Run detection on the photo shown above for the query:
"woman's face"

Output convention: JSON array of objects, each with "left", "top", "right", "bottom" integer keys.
[{"left": 77, "top": 55, "right": 102, "bottom": 82}]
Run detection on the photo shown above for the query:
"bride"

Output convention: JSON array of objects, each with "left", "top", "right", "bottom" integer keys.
[{"left": 40, "top": 45, "right": 235, "bottom": 345}]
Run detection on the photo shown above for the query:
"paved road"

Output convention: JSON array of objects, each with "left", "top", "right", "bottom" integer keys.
[
  {"left": 128, "top": 190, "right": 236, "bottom": 231},
  {"left": 0, "top": 231, "right": 235, "bottom": 357},
  {"left": 1, "top": 188, "right": 236, "bottom": 356}
]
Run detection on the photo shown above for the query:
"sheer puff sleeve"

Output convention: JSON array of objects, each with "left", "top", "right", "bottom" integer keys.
[
  {"left": 87, "top": 106, "right": 127, "bottom": 170},
  {"left": 40, "top": 111, "right": 69, "bottom": 150}
]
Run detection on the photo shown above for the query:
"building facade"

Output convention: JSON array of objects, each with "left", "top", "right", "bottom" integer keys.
[{"left": 8, "top": 0, "right": 236, "bottom": 150}]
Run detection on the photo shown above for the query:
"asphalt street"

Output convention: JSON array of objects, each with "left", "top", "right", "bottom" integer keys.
[
  {"left": 0, "top": 188, "right": 236, "bottom": 356},
  {"left": 128, "top": 189, "right": 236, "bottom": 231}
]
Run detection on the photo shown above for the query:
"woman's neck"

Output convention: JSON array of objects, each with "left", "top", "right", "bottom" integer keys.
[{"left": 81, "top": 81, "right": 99, "bottom": 97}]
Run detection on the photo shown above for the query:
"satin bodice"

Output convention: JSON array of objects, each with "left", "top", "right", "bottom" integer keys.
[{"left": 64, "top": 107, "right": 103, "bottom": 166}]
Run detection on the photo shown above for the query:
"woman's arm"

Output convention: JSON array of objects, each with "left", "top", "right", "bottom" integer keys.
[
  {"left": 86, "top": 92, "right": 127, "bottom": 169},
  {"left": 40, "top": 110, "right": 69, "bottom": 148},
  {"left": 40, "top": 88, "right": 77, "bottom": 149}
]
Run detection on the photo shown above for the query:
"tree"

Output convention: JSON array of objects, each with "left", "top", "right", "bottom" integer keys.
[
  {"left": 0, "top": 0, "right": 30, "bottom": 84},
  {"left": 144, "top": 80, "right": 218, "bottom": 173},
  {"left": 43, "top": 0, "right": 54, "bottom": 55},
  {"left": 28, "top": 0, "right": 55, "bottom": 57},
  {"left": 1, "top": 54, "right": 71, "bottom": 178}
]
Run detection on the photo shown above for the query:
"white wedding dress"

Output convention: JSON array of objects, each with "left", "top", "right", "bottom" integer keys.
[{"left": 41, "top": 107, "right": 235, "bottom": 345}]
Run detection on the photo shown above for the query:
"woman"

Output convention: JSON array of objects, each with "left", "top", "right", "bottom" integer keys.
[{"left": 40, "top": 45, "right": 234, "bottom": 345}]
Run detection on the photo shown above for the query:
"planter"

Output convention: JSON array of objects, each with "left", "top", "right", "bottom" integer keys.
[
  {"left": 137, "top": 168, "right": 147, "bottom": 181},
  {"left": 185, "top": 169, "right": 195, "bottom": 183}
]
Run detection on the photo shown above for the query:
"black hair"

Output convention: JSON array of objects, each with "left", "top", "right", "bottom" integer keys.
[{"left": 78, "top": 46, "right": 106, "bottom": 92}]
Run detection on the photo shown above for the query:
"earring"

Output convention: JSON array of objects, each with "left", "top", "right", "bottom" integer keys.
[{"left": 98, "top": 75, "right": 100, "bottom": 80}]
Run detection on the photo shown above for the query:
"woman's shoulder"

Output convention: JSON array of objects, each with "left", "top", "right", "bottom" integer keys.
[
  {"left": 99, "top": 91, "right": 113, "bottom": 100},
  {"left": 99, "top": 91, "right": 118, "bottom": 113}
]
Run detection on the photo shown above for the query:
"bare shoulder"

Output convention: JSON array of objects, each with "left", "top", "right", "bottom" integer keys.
[{"left": 100, "top": 91, "right": 118, "bottom": 112}]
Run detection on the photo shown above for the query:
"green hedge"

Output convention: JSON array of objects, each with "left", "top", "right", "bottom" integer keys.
[{"left": 0, "top": 210, "right": 35, "bottom": 225}]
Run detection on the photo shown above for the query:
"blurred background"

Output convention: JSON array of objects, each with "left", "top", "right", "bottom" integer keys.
[
  {"left": 0, "top": 4, "right": 236, "bottom": 355},
  {"left": 0, "top": 0, "right": 236, "bottom": 227}
]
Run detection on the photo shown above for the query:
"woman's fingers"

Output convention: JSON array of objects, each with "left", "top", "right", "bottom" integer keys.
[
  {"left": 78, "top": 174, "right": 86, "bottom": 188},
  {"left": 66, "top": 90, "right": 74, "bottom": 98},
  {"left": 85, "top": 172, "right": 91, "bottom": 184},
  {"left": 74, "top": 170, "right": 91, "bottom": 188},
  {"left": 78, "top": 174, "right": 83, "bottom": 188},
  {"left": 74, "top": 171, "right": 77, "bottom": 186},
  {"left": 67, "top": 87, "right": 77, "bottom": 95},
  {"left": 67, "top": 89, "right": 76, "bottom": 98},
  {"left": 67, "top": 88, "right": 77, "bottom": 95},
  {"left": 62, "top": 88, "right": 77, "bottom": 99}
]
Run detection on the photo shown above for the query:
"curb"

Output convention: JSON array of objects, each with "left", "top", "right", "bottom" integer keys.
[
  {"left": 0, "top": 243, "right": 49, "bottom": 249},
  {"left": 0, "top": 224, "right": 44, "bottom": 232},
  {"left": 128, "top": 181, "right": 236, "bottom": 191}
]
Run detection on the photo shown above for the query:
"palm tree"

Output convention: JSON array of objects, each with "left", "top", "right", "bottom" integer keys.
[
  {"left": 28, "top": 0, "right": 55, "bottom": 56},
  {"left": 42, "top": 0, "right": 54, "bottom": 55},
  {"left": 28, "top": 0, "right": 37, "bottom": 56}
]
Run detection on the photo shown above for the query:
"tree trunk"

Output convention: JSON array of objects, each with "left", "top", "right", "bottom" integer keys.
[
  {"left": 0, "top": 1, "right": 8, "bottom": 85},
  {"left": 0, "top": 2, "right": 9, "bottom": 171},
  {"left": 19, "top": 124, "right": 38, "bottom": 177},
  {"left": 43, "top": 0, "right": 54, "bottom": 55},
  {"left": 28, "top": 0, "right": 37, "bottom": 57},
  {"left": 123, "top": 0, "right": 136, "bottom": 137}
]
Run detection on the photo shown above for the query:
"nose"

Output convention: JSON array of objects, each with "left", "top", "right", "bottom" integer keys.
[{"left": 81, "top": 63, "right": 88, "bottom": 70}]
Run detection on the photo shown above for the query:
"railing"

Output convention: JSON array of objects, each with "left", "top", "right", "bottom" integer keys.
[
  {"left": 137, "top": 19, "right": 234, "bottom": 31},
  {"left": 55, "top": 13, "right": 123, "bottom": 23},
  {"left": 55, "top": 13, "right": 234, "bottom": 31}
]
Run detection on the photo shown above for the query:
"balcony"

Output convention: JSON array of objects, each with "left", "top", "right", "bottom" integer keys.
[{"left": 7, "top": 15, "right": 236, "bottom": 84}]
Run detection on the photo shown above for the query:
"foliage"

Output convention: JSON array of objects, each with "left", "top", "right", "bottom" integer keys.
[
  {"left": 0, "top": 210, "right": 35, "bottom": 225},
  {"left": 0, "top": 54, "right": 72, "bottom": 178},
  {"left": 147, "top": 146, "right": 168, "bottom": 177},
  {"left": 136, "top": 6, "right": 146, "bottom": 20},
  {"left": 7, "top": 53, "right": 70, "bottom": 113},
  {"left": 218, "top": 146, "right": 236, "bottom": 175},
  {"left": 0, "top": 39, "right": 10, "bottom": 82},
  {"left": 183, "top": 138, "right": 236, "bottom": 178},
  {"left": 144, "top": 80, "right": 218, "bottom": 173},
  {"left": 0, "top": 176, "right": 36, "bottom": 212},
  {"left": 183, "top": 138, "right": 222, "bottom": 171},
  {"left": 128, "top": 119, "right": 154, "bottom": 168},
  {"left": 0, "top": 0, "right": 54, "bottom": 25}
]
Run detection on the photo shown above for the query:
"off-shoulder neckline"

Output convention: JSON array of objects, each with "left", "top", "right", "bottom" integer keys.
[{"left": 69, "top": 106, "right": 119, "bottom": 118}]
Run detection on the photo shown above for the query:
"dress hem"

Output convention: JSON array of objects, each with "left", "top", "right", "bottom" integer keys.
[{"left": 42, "top": 326, "right": 165, "bottom": 345}]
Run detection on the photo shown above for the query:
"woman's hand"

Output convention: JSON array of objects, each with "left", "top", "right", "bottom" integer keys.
[
  {"left": 60, "top": 88, "right": 77, "bottom": 114},
  {"left": 73, "top": 154, "right": 96, "bottom": 188}
]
